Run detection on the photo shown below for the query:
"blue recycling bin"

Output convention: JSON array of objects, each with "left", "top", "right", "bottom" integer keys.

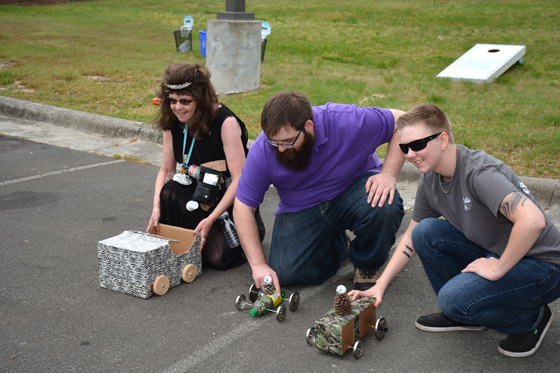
[{"left": 200, "top": 30, "right": 207, "bottom": 58}]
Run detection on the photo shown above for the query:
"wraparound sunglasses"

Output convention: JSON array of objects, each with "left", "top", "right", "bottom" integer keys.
[{"left": 399, "top": 132, "right": 442, "bottom": 154}]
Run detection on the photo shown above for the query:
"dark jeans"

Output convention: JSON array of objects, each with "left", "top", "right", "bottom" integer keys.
[
  {"left": 269, "top": 172, "right": 405, "bottom": 286},
  {"left": 413, "top": 218, "right": 560, "bottom": 335}
]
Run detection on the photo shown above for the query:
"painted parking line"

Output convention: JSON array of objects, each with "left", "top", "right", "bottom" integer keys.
[
  {"left": 0, "top": 159, "right": 125, "bottom": 186},
  {"left": 162, "top": 263, "right": 355, "bottom": 373}
]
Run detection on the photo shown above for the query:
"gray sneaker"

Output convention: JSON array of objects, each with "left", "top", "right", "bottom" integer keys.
[{"left": 415, "top": 313, "right": 486, "bottom": 332}]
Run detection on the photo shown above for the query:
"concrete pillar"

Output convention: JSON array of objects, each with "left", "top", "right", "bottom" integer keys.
[{"left": 206, "top": 19, "right": 261, "bottom": 95}]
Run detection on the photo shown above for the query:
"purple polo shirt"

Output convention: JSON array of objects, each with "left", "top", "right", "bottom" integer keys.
[{"left": 236, "top": 103, "right": 395, "bottom": 214}]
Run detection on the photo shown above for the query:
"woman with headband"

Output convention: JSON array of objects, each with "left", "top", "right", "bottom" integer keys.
[{"left": 147, "top": 63, "right": 264, "bottom": 270}]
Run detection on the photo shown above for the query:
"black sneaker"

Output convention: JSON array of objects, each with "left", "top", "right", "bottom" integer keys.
[
  {"left": 498, "top": 305, "right": 553, "bottom": 358},
  {"left": 415, "top": 313, "right": 486, "bottom": 332}
]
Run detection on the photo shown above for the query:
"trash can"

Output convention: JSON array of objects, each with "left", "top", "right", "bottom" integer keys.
[
  {"left": 200, "top": 30, "right": 207, "bottom": 58},
  {"left": 174, "top": 29, "right": 192, "bottom": 53},
  {"left": 261, "top": 37, "right": 267, "bottom": 62}
]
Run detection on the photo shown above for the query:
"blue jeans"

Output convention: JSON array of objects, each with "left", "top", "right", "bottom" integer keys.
[
  {"left": 269, "top": 172, "right": 405, "bottom": 286},
  {"left": 413, "top": 218, "right": 560, "bottom": 335}
]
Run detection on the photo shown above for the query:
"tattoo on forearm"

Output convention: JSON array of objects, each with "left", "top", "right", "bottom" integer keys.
[
  {"left": 402, "top": 245, "right": 413, "bottom": 258},
  {"left": 499, "top": 192, "right": 527, "bottom": 218}
]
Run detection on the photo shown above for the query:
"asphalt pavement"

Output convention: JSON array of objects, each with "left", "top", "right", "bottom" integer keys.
[{"left": 1, "top": 96, "right": 560, "bottom": 372}]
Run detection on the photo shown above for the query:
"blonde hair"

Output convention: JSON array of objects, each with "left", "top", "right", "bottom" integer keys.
[{"left": 397, "top": 104, "right": 454, "bottom": 144}]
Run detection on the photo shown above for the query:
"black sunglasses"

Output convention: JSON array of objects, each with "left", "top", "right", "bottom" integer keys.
[
  {"left": 399, "top": 132, "right": 442, "bottom": 154},
  {"left": 168, "top": 98, "right": 194, "bottom": 106}
]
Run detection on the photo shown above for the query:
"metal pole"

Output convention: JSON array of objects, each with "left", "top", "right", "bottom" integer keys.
[{"left": 217, "top": 0, "right": 254, "bottom": 20}]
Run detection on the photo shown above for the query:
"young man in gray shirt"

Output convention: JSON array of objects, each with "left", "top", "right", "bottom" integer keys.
[{"left": 350, "top": 104, "right": 560, "bottom": 357}]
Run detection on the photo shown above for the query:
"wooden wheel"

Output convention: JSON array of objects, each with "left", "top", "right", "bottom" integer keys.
[
  {"left": 182, "top": 264, "right": 197, "bottom": 283},
  {"left": 153, "top": 276, "right": 169, "bottom": 295}
]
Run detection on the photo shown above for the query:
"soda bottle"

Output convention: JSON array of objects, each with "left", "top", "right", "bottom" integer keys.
[
  {"left": 249, "top": 292, "right": 284, "bottom": 317},
  {"left": 187, "top": 164, "right": 201, "bottom": 180}
]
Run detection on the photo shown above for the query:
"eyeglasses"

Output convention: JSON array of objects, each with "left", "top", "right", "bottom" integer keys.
[
  {"left": 168, "top": 98, "right": 194, "bottom": 106},
  {"left": 266, "top": 128, "right": 303, "bottom": 149},
  {"left": 399, "top": 132, "right": 442, "bottom": 154}
]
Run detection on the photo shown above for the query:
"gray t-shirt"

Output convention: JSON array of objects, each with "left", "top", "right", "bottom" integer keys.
[{"left": 412, "top": 145, "right": 560, "bottom": 265}]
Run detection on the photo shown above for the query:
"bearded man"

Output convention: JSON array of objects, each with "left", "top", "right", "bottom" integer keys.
[{"left": 233, "top": 91, "right": 406, "bottom": 293}]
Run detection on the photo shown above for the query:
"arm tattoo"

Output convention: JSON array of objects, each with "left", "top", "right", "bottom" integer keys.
[
  {"left": 499, "top": 191, "right": 527, "bottom": 218},
  {"left": 402, "top": 245, "right": 413, "bottom": 258}
]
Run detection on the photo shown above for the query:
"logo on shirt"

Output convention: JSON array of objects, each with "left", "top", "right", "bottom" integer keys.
[
  {"left": 463, "top": 196, "right": 471, "bottom": 211},
  {"left": 519, "top": 181, "right": 530, "bottom": 195}
]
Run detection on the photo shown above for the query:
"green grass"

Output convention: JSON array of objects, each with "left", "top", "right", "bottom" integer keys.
[{"left": 1, "top": 0, "right": 559, "bottom": 178}]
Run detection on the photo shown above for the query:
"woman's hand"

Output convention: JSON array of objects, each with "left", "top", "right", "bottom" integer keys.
[
  {"left": 194, "top": 217, "right": 215, "bottom": 251},
  {"left": 348, "top": 283, "right": 386, "bottom": 307},
  {"left": 146, "top": 206, "right": 161, "bottom": 233}
]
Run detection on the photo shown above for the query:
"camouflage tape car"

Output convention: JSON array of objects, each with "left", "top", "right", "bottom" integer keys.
[{"left": 306, "top": 297, "right": 388, "bottom": 358}]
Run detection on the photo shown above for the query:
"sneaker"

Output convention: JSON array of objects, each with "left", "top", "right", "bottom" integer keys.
[
  {"left": 353, "top": 268, "right": 381, "bottom": 291},
  {"left": 415, "top": 313, "right": 486, "bottom": 332},
  {"left": 498, "top": 305, "right": 553, "bottom": 358}
]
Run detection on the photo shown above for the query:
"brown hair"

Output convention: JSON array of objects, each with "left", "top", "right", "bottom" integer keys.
[
  {"left": 153, "top": 63, "right": 218, "bottom": 137},
  {"left": 260, "top": 91, "right": 313, "bottom": 137},
  {"left": 397, "top": 104, "right": 454, "bottom": 144}
]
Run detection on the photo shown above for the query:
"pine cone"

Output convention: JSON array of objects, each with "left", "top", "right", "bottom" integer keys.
[
  {"left": 334, "top": 293, "right": 351, "bottom": 315},
  {"left": 261, "top": 284, "right": 275, "bottom": 295}
]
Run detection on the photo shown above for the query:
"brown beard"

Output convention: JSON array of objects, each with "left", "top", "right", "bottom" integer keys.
[{"left": 274, "top": 130, "right": 314, "bottom": 171}]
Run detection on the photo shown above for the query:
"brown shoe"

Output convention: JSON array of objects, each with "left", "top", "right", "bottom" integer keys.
[{"left": 354, "top": 268, "right": 380, "bottom": 291}]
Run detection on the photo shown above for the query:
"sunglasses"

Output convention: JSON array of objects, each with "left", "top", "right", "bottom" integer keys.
[
  {"left": 168, "top": 98, "right": 194, "bottom": 106},
  {"left": 399, "top": 132, "right": 442, "bottom": 154},
  {"left": 266, "top": 128, "right": 303, "bottom": 149}
]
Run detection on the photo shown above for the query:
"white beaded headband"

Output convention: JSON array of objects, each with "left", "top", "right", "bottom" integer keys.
[
  {"left": 165, "top": 82, "right": 191, "bottom": 90},
  {"left": 164, "top": 68, "right": 197, "bottom": 90}
]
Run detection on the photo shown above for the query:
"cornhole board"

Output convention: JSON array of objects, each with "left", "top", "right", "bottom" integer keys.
[
  {"left": 437, "top": 44, "right": 525, "bottom": 83},
  {"left": 98, "top": 224, "right": 202, "bottom": 299}
]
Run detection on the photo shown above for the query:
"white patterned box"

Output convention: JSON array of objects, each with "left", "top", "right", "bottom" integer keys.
[{"left": 98, "top": 224, "right": 202, "bottom": 299}]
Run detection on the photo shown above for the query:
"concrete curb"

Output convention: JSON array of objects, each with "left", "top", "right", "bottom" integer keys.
[
  {"left": 1, "top": 95, "right": 559, "bottom": 207},
  {"left": 0, "top": 96, "right": 163, "bottom": 144}
]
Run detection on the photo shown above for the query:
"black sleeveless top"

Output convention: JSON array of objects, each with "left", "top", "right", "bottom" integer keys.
[{"left": 170, "top": 104, "right": 249, "bottom": 176}]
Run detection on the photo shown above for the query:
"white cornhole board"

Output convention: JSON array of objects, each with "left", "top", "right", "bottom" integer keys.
[{"left": 437, "top": 44, "right": 525, "bottom": 83}]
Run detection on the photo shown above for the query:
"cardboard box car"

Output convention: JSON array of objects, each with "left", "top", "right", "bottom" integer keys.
[{"left": 98, "top": 224, "right": 202, "bottom": 298}]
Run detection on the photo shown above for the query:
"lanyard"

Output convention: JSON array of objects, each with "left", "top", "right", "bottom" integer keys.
[{"left": 182, "top": 125, "right": 198, "bottom": 169}]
